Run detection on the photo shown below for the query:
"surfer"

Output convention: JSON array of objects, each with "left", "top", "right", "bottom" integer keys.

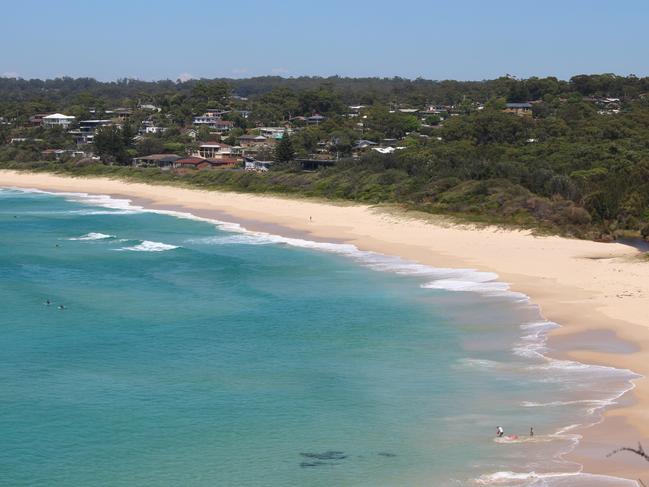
[{"left": 496, "top": 426, "right": 504, "bottom": 438}]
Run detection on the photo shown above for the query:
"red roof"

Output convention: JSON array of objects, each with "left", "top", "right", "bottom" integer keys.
[{"left": 176, "top": 157, "right": 208, "bottom": 165}]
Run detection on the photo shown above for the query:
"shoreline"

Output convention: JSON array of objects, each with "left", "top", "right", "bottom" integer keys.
[{"left": 2, "top": 170, "right": 649, "bottom": 482}]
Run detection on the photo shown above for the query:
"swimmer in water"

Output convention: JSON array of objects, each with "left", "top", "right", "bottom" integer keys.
[
  {"left": 45, "top": 299, "right": 51, "bottom": 306},
  {"left": 58, "top": 305, "right": 65, "bottom": 310},
  {"left": 496, "top": 426, "right": 504, "bottom": 438}
]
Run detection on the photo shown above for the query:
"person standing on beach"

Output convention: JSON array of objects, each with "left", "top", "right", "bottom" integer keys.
[{"left": 530, "top": 427, "right": 534, "bottom": 437}]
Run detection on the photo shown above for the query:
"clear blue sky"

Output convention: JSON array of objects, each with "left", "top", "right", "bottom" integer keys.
[{"left": 2, "top": 0, "right": 648, "bottom": 81}]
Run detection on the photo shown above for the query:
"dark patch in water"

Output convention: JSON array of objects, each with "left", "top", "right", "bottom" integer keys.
[
  {"left": 378, "top": 451, "right": 397, "bottom": 457},
  {"left": 300, "top": 451, "right": 347, "bottom": 460},
  {"left": 299, "top": 461, "right": 334, "bottom": 468}
]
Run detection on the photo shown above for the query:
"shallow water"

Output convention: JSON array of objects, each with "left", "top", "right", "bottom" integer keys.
[{"left": 0, "top": 188, "right": 638, "bottom": 486}]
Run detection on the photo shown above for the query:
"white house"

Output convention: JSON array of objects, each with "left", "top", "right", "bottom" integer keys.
[
  {"left": 42, "top": 113, "right": 76, "bottom": 129},
  {"left": 258, "top": 127, "right": 293, "bottom": 139}
]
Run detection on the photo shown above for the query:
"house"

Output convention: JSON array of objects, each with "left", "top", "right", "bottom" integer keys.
[
  {"left": 132, "top": 154, "right": 181, "bottom": 168},
  {"left": 111, "top": 108, "right": 132, "bottom": 120},
  {"left": 237, "top": 134, "right": 268, "bottom": 148},
  {"left": 139, "top": 103, "right": 161, "bottom": 112},
  {"left": 258, "top": 127, "right": 292, "bottom": 139},
  {"left": 181, "top": 128, "right": 198, "bottom": 139},
  {"left": 352, "top": 139, "right": 378, "bottom": 151},
  {"left": 42, "top": 113, "right": 76, "bottom": 129},
  {"left": 504, "top": 103, "right": 533, "bottom": 117},
  {"left": 174, "top": 157, "right": 220, "bottom": 170},
  {"left": 144, "top": 126, "right": 167, "bottom": 134},
  {"left": 29, "top": 113, "right": 50, "bottom": 126},
  {"left": 306, "top": 114, "right": 326, "bottom": 125},
  {"left": 244, "top": 158, "right": 274, "bottom": 172},
  {"left": 71, "top": 119, "right": 113, "bottom": 144},
  {"left": 296, "top": 159, "right": 336, "bottom": 171},
  {"left": 192, "top": 115, "right": 233, "bottom": 132}
]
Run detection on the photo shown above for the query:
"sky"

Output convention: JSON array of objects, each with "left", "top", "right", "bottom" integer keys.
[{"left": 2, "top": 0, "right": 648, "bottom": 82}]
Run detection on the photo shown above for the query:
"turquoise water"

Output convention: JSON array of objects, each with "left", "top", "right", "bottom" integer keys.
[{"left": 0, "top": 188, "right": 638, "bottom": 486}]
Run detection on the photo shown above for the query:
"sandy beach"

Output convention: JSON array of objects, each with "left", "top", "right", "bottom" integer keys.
[{"left": 2, "top": 169, "right": 648, "bottom": 482}]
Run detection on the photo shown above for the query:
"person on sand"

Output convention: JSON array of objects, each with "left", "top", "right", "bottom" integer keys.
[
  {"left": 530, "top": 427, "right": 534, "bottom": 437},
  {"left": 496, "top": 426, "right": 504, "bottom": 438},
  {"left": 309, "top": 216, "right": 312, "bottom": 222}
]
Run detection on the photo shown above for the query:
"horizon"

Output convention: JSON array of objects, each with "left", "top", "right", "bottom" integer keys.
[
  {"left": 3, "top": 0, "right": 649, "bottom": 81},
  {"left": 0, "top": 72, "right": 643, "bottom": 84}
]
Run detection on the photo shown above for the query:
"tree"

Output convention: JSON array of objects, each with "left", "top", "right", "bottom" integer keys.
[
  {"left": 93, "top": 126, "right": 128, "bottom": 164},
  {"left": 274, "top": 131, "right": 295, "bottom": 163}
]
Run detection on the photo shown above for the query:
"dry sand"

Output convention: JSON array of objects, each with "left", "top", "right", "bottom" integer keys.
[{"left": 2, "top": 170, "right": 648, "bottom": 482}]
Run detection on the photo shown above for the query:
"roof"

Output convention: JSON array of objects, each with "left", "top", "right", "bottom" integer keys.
[
  {"left": 136, "top": 153, "right": 181, "bottom": 161},
  {"left": 43, "top": 113, "right": 75, "bottom": 120},
  {"left": 505, "top": 103, "right": 532, "bottom": 109},
  {"left": 175, "top": 157, "right": 210, "bottom": 165},
  {"left": 238, "top": 134, "right": 266, "bottom": 140},
  {"left": 199, "top": 141, "right": 223, "bottom": 147}
]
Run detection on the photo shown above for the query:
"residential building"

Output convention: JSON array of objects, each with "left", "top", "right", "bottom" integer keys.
[
  {"left": 42, "top": 113, "right": 76, "bottom": 129},
  {"left": 306, "top": 114, "right": 326, "bottom": 124},
  {"left": 173, "top": 157, "right": 236, "bottom": 170},
  {"left": 132, "top": 154, "right": 181, "bottom": 168},
  {"left": 193, "top": 141, "right": 242, "bottom": 159},
  {"left": 192, "top": 115, "right": 233, "bottom": 132},
  {"left": 504, "top": 103, "right": 533, "bottom": 117},
  {"left": 352, "top": 139, "right": 378, "bottom": 151},
  {"left": 258, "top": 127, "right": 292, "bottom": 139},
  {"left": 29, "top": 113, "right": 50, "bottom": 126},
  {"left": 237, "top": 134, "right": 268, "bottom": 148}
]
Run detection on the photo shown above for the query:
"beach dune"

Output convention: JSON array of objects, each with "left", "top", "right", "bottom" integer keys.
[{"left": 2, "top": 169, "right": 648, "bottom": 481}]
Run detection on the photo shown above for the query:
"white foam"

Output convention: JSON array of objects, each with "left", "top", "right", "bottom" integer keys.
[
  {"left": 68, "top": 232, "right": 115, "bottom": 241},
  {"left": 475, "top": 470, "right": 639, "bottom": 486},
  {"left": 116, "top": 240, "right": 179, "bottom": 252}
]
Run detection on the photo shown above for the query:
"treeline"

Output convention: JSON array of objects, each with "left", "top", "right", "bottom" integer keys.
[{"left": 2, "top": 73, "right": 649, "bottom": 110}]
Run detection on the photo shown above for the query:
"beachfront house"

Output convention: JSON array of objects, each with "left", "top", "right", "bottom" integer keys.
[
  {"left": 174, "top": 156, "right": 237, "bottom": 170},
  {"left": 192, "top": 141, "right": 242, "bottom": 160},
  {"left": 42, "top": 113, "right": 76, "bottom": 129},
  {"left": 132, "top": 153, "right": 181, "bottom": 169}
]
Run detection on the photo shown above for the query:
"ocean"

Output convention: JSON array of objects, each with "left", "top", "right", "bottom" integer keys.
[{"left": 0, "top": 187, "right": 639, "bottom": 486}]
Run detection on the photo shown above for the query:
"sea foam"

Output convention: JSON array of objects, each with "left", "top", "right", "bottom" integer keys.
[
  {"left": 116, "top": 240, "right": 179, "bottom": 252},
  {"left": 68, "top": 232, "right": 115, "bottom": 241}
]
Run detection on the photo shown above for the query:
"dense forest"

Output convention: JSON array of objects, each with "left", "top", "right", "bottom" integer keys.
[{"left": 1, "top": 74, "right": 649, "bottom": 241}]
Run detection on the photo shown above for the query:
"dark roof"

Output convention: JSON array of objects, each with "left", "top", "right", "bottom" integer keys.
[
  {"left": 506, "top": 103, "right": 532, "bottom": 109},
  {"left": 136, "top": 154, "right": 181, "bottom": 162}
]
